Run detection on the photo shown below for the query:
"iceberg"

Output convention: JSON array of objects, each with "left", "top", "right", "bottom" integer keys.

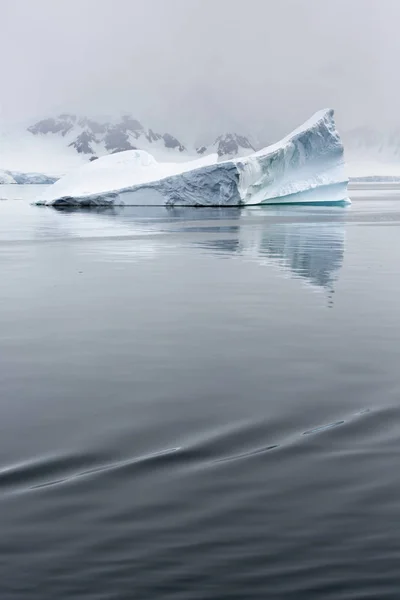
[
  {"left": 0, "top": 170, "right": 58, "bottom": 185},
  {"left": 0, "top": 171, "right": 16, "bottom": 185},
  {"left": 37, "top": 109, "right": 349, "bottom": 207},
  {"left": 9, "top": 171, "right": 58, "bottom": 185}
]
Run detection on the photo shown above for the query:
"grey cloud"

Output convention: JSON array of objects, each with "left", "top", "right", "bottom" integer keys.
[{"left": 0, "top": 0, "right": 395, "bottom": 142}]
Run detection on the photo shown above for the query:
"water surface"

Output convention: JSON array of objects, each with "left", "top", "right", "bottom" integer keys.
[{"left": 1, "top": 185, "right": 400, "bottom": 599}]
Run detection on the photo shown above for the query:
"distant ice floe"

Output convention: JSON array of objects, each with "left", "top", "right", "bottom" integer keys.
[{"left": 0, "top": 170, "right": 57, "bottom": 185}]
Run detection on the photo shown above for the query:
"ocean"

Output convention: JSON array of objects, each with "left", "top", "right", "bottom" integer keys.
[{"left": 1, "top": 184, "right": 400, "bottom": 599}]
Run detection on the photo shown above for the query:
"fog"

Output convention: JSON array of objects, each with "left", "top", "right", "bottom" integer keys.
[{"left": 1, "top": 0, "right": 398, "bottom": 142}]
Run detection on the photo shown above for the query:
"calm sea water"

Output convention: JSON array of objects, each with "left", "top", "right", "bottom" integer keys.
[{"left": 1, "top": 184, "right": 400, "bottom": 599}]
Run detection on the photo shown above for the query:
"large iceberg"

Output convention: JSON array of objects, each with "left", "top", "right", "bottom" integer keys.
[{"left": 37, "top": 109, "right": 349, "bottom": 207}]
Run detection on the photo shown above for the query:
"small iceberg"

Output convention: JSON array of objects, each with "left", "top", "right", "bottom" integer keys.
[{"left": 0, "top": 170, "right": 58, "bottom": 185}]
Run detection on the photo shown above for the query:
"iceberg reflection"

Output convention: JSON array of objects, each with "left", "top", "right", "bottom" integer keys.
[
  {"left": 239, "top": 221, "right": 344, "bottom": 292},
  {"left": 48, "top": 205, "right": 345, "bottom": 299},
  {"left": 195, "top": 207, "right": 345, "bottom": 300}
]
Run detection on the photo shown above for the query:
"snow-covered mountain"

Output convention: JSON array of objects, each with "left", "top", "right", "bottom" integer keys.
[
  {"left": 0, "top": 113, "right": 256, "bottom": 181},
  {"left": 196, "top": 133, "right": 255, "bottom": 159},
  {"left": 27, "top": 114, "right": 188, "bottom": 162}
]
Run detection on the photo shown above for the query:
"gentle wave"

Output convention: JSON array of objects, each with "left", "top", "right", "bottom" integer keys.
[{"left": 0, "top": 408, "right": 375, "bottom": 495}]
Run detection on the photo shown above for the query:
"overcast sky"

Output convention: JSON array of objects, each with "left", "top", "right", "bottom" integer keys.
[{"left": 1, "top": 0, "right": 398, "bottom": 142}]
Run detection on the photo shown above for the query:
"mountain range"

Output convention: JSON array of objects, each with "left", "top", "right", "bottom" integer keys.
[
  {"left": 0, "top": 113, "right": 256, "bottom": 183},
  {"left": 2, "top": 113, "right": 400, "bottom": 182}
]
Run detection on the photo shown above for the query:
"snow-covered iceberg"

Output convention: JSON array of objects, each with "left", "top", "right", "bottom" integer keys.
[
  {"left": 37, "top": 109, "right": 349, "bottom": 207},
  {"left": 0, "top": 169, "right": 58, "bottom": 185}
]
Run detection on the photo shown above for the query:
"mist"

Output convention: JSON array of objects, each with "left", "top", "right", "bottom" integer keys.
[{"left": 1, "top": 0, "right": 398, "bottom": 143}]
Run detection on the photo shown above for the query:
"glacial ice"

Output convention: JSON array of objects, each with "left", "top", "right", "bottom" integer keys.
[
  {"left": 0, "top": 170, "right": 58, "bottom": 185},
  {"left": 0, "top": 171, "right": 16, "bottom": 185},
  {"left": 37, "top": 109, "right": 349, "bottom": 207}
]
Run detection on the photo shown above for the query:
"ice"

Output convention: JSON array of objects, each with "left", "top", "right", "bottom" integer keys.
[
  {"left": 37, "top": 109, "right": 349, "bottom": 207},
  {"left": 0, "top": 170, "right": 57, "bottom": 185},
  {"left": 0, "top": 171, "right": 16, "bottom": 184}
]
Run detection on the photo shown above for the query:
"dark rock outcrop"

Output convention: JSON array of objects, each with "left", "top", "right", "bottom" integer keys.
[
  {"left": 146, "top": 128, "right": 162, "bottom": 143},
  {"left": 196, "top": 146, "right": 207, "bottom": 155},
  {"left": 163, "top": 133, "right": 186, "bottom": 152},
  {"left": 104, "top": 125, "right": 134, "bottom": 152},
  {"left": 28, "top": 116, "right": 74, "bottom": 136},
  {"left": 78, "top": 118, "right": 107, "bottom": 135},
  {"left": 119, "top": 115, "right": 144, "bottom": 134},
  {"left": 214, "top": 133, "right": 255, "bottom": 157},
  {"left": 68, "top": 130, "right": 98, "bottom": 154}
]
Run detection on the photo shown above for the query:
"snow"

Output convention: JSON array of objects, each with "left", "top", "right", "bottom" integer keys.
[
  {"left": 38, "top": 151, "right": 218, "bottom": 203},
  {"left": 0, "top": 123, "right": 187, "bottom": 181},
  {"left": 0, "top": 170, "right": 57, "bottom": 185},
  {"left": 38, "top": 109, "right": 349, "bottom": 207},
  {"left": 343, "top": 127, "right": 400, "bottom": 178},
  {"left": 0, "top": 126, "right": 87, "bottom": 177},
  {"left": 123, "top": 132, "right": 194, "bottom": 163},
  {"left": 0, "top": 116, "right": 196, "bottom": 178},
  {"left": 346, "top": 157, "right": 400, "bottom": 179},
  {"left": 0, "top": 171, "right": 16, "bottom": 184}
]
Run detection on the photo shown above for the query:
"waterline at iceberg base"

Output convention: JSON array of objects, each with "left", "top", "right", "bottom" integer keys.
[{"left": 37, "top": 109, "right": 349, "bottom": 208}]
